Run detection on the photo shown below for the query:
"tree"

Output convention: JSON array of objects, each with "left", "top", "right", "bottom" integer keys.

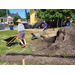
[
  {"left": 37, "top": 9, "right": 75, "bottom": 27},
  {"left": 27, "top": 12, "right": 30, "bottom": 19},
  {"left": 13, "top": 15, "right": 21, "bottom": 25},
  {"left": 37, "top": 9, "right": 63, "bottom": 27},
  {"left": 0, "top": 9, "right": 11, "bottom": 17},
  {"left": 0, "top": 9, "right": 4, "bottom": 17}
]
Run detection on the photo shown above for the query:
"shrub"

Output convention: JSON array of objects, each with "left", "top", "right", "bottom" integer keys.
[{"left": 13, "top": 15, "right": 21, "bottom": 25}]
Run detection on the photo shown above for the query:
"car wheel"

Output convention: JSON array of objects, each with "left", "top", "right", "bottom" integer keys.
[{"left": 38, "top": 27, "right": 40, "bottom": 29}]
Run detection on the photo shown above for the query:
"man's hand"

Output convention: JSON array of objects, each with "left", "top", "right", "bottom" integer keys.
[
  {"left": 17, "top": 32, "right": 19, "bottom": 34},
  {"left": 43, "top": 28, "right": 44, "bottom": 30}
]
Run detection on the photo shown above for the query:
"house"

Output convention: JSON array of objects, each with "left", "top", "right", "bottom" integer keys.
[
  {"left": 30, "top": 9, "right": 42, "bottom": 25},
  {"left": 30, "top": 9, "right": 54, "bottom": 25},
  {"left": 30, "top": 9, "right": 67, "bottom": 27},
  {"left": 4, "top": 12, "right": 19, "bottom": 23},
  {"left": 0, "top": 12, "right": 26, "bottom": 25}
]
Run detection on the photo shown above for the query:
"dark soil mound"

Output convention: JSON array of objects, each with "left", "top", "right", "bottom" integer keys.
[{"left": 46, "top": 26, "right": 75, "bottom": 55}]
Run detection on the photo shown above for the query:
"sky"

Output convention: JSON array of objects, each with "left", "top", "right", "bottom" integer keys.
[{"left": 8, "top": 9, "right": 30, "bottom": 18}]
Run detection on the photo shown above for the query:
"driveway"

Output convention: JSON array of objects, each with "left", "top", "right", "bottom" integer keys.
[
  {"left": 0, "top": 26, "right": 59, "bottom": 37},
  {"left": 26, "top": 28, "right": 59, "bottom": 37},
  {"left": 0, "top": 26, "right": 18, "bottom": 31}
]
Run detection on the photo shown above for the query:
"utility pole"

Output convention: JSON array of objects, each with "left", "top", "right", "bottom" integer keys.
[
  {"left": 6, "top": 9, "right": 8, "bottom": 24},
  {"left": 25, "top": 9, "right": 27, "bottom": 23}
]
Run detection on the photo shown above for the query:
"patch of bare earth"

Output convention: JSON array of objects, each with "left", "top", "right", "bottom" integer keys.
[{"left": 1, "top": 27, "right": 75, "bottom": 65}]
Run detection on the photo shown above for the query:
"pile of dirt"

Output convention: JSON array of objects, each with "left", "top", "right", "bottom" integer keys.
[
  {"left": 1, "top": 26, "right": 75, "bottom": 65},
  {"left": 47, "top": 26, "right": 75, "bottom": 55},
  {"left": 31, "top": 26, "right": 75, "bottom": 56}
]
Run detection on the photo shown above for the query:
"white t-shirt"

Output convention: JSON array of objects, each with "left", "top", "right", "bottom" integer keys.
[{"left": 18, "top": 23, "right": 25, "bottom": 32}]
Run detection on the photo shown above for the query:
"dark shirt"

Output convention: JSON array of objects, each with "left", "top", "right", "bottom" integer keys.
[{"left": 43, "top": 23, "right": 47, "bottom": 30}]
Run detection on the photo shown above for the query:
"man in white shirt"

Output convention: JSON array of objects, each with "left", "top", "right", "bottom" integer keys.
[{"left": 16, "top": 19, "right": 27, "bottom": 48}]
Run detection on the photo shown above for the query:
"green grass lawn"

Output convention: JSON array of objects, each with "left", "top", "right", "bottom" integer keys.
[
  {"left": 72, "top": 23, "right": 75, "bottom": 26},
  {"left": 0, "top": 30, "right": 37, "bottom": 65},
  {"left": 0, "top": 30, "right": 34, "bottom": 55}
]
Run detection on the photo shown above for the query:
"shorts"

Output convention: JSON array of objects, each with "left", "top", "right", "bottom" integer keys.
[
  {"left": 18, "top": 31, "right": 25, "bottom": 39},
  {"left": 43, "top": 30, "right": 47, "bottom": 34}
]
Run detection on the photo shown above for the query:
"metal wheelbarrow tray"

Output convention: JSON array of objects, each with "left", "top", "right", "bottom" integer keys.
[{"left": 31, "top": 33, "right": 45, "bottom": 40}]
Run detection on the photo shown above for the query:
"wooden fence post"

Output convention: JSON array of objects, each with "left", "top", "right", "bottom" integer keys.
[{"left": 22, "top": 59, "right": 25, "bottom": 65}]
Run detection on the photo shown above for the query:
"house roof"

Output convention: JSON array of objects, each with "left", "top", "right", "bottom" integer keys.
[
  {"left": 0, "top": 17, "right": 7, "bottom": 19},
  {"left": 5, "top": 14, "right": 17, "bottom": 18}
]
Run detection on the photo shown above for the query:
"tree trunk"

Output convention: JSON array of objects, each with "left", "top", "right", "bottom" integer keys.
[
  {"left": 57, "top": 18, "right": 59, "bottom": 27},
  {"left": 61, "top": 18, "right": 63, "bottom": 27},
  {"left": 25, "top": 9, "right": 28, "bottom": 23},
  {"left": 6, "top": 9, "right": 8, "bottom": 24}
]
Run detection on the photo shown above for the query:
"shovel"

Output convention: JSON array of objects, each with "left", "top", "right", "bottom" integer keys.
[{"left": 5, "top": 33, "right": 19, "bottom": 46}]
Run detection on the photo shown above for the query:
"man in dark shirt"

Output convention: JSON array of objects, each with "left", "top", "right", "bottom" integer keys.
[{"left": 43, "top": 21, "right": 49, "bottom": 37}]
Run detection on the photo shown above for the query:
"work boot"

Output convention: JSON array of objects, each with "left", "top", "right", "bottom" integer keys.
[
  {"left": 21, "top": 44, "right": 25, "bottom": 48},
  {"left": 25, "top": 44, "right": 27, "bottom": 47}
]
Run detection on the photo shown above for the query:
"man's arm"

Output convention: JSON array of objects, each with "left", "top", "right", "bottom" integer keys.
[
  {"left": 17, "top": 24, "right": 20, "bottom": 34},
  {"left": 43, "top": 23, "right": 47, "bottom": 30},
  {"left": 8, "top": 24, "right": 11, "bottom": 25},
  {"left": 17, "top": 32, "right": 19, "bottom": 34},
  {"left": 44, "top": 26, "right": 47, "bottom": 30}
]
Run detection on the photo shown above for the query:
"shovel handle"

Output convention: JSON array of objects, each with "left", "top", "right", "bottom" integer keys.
[
  {"left": 6, "top": 33, "right": 19, "bottom": 46},
  {"left": 16, "top": 33, "right": 19, "bottom": 39},
  {"left": 6, "top": 36, "right": 17, "bottom": 46}
]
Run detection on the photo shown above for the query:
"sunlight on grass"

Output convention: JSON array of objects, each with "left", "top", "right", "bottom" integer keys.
[{"left": 0, "top": 30, "right": 35, "bottom": 56}]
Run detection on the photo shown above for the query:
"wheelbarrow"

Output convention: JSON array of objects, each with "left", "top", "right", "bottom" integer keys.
[
  {"left": 31, "top": 33, "right": 45, "bottom": 40},
  {"left": 5, "top": 33, "right": 19, "bottom": 46}
]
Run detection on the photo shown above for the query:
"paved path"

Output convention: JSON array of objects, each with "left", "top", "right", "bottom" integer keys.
[
  {"left": 0, "top": 26, "right": 59, "bottom": 37},
  {"left": 0, "top": 26, "right": 18, "bottom": 31}
]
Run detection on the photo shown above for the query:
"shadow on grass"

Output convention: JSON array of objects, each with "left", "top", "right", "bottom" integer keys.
[{"left": 6, "top": 42, "right": 18, "bottom": 47}]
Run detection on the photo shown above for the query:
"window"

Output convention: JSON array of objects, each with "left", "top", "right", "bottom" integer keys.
[
  {"left": 1, "top": 19, "right": 3, "bottom": 22},
  {"left": 34, "top": 9, "right": 37, "bottom": 12},
  {"left": 34, "top": 14, "right": 38, "bottom": 18}
]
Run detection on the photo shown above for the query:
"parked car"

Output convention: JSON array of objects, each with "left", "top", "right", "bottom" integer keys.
[
  {"left": 33, "top": 21, "right": 51, "bottom": 28},
  {"left": 33, "top": 22, "right": 43, "bottom": 28},
  {"left": 0, "top": 25, "right": 5, "bottom": 30},
  {"left": 22, "top": 23, "right": 33, "bottom": 29}
]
